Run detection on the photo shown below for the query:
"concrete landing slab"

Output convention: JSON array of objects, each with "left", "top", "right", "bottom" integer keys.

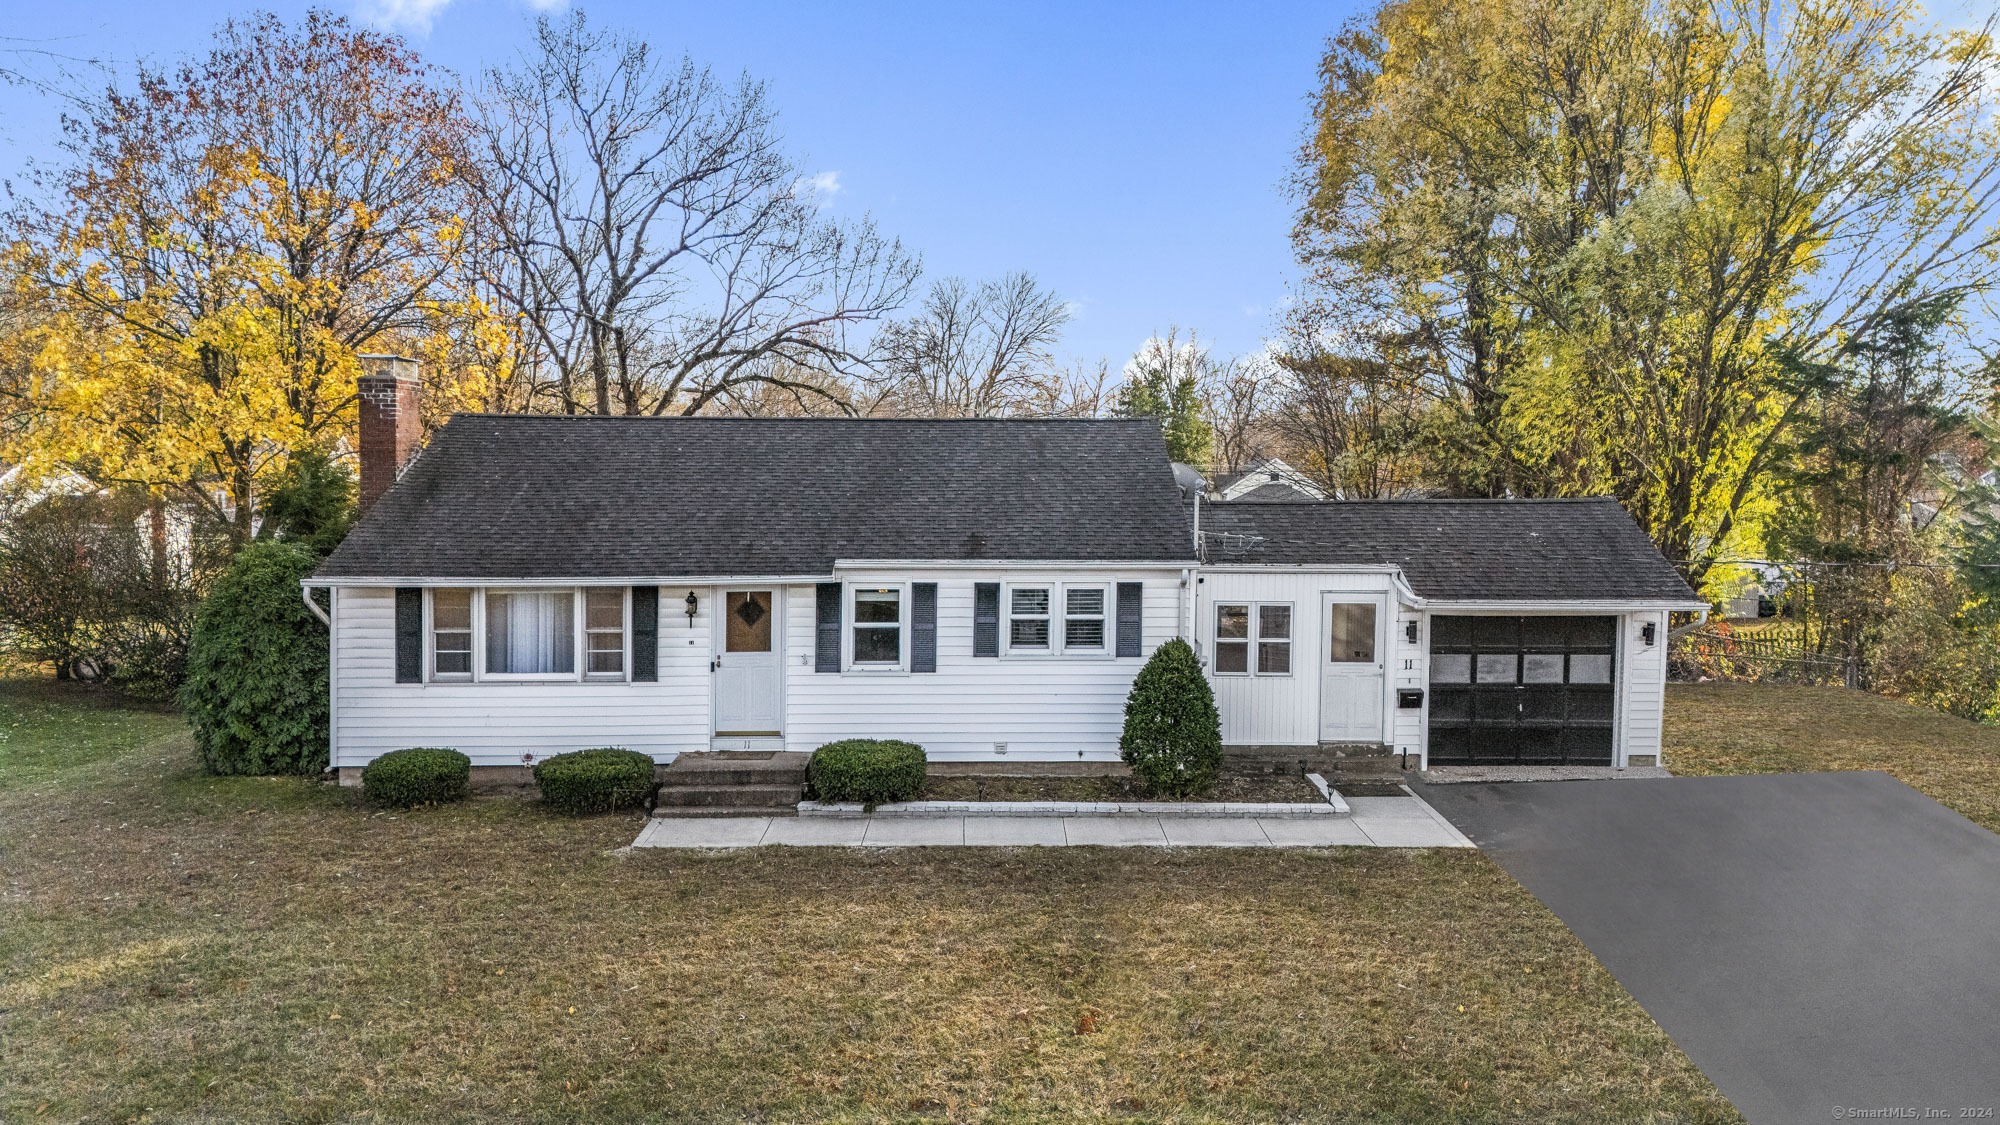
[{"left": 1255, "top": 817, "right": 1373, "bottom": 846}]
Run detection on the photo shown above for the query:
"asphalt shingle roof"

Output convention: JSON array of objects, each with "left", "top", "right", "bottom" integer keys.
[
  {"left": 1196, "top": 498, "right": 1700, "bottom": 603},
  {"left": 314, "top": 415, "right": 1199, "bottom": 579}
]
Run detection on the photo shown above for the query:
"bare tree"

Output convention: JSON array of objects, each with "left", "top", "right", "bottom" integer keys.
[
  {"left": 1271, "top": 346, "right": 1430, "bottom": 499},
  {"left": 862, "top": 273, "right": 1071, "bottom": 417},
  {"left": 473, "top": 12, "right": 920, "bottom": 417},
  {"left": 1206, "top": 351, "right": 1277, "bottom": 475}
]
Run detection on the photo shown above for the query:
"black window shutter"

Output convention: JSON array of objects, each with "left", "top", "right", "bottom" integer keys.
[
  {"left": 1116, "top": 581, "right": 1143, "bottom": 658},
  {"left": 394, "top": 587, "right": 423, "bottom": 683},
  {"left": 973, "top": 582, "right": 1000, "bottom": 657},
  {"left": 631, "top": 586, "right": 658, "bottom": 682},
  {"left": 911, "top": 583, "right": 938, "bottom": 673},
  {"left": 815, "top": 583, "right": 842, "bottom": 672}
]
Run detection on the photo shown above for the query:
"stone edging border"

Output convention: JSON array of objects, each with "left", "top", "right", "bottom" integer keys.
[{"left": 800, "top": 773, "right": 1352, "bottom": 819}]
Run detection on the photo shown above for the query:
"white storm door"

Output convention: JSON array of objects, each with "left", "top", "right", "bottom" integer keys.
[
  {"left": 1319, "top": 595, "right": 1386, "bottom": 742},
  {"left": 713, "top": 590, "right": 781, "bottom": 736}
]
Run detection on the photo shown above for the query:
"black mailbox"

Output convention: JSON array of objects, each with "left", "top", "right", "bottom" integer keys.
[{"left": 1397, "top": 688, "right": 1425, "bottom": 709}]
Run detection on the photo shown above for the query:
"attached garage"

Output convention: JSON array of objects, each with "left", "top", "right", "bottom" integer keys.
[
  {"left": 1426, "top": 615, "right": 1617, "bottom": 765},
  {"left": 1194, "top": 498, "right": 1709, "bottom": 769}
]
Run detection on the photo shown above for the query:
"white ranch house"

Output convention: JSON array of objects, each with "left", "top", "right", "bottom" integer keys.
[{"left": 308, "top": 367, "right": 1703, "bottom": 781}]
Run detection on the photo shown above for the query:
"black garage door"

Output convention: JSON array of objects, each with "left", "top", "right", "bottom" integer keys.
[{"left": 1427, "top": 616, "right": 1616, "bottom": 765}]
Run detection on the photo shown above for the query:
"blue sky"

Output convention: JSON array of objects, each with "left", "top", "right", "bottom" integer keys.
[{"left": 1, "top": 0, "right": 1362, "bottom": 368}]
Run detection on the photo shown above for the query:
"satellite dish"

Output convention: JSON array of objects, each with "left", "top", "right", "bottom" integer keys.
[{"left": 1170, "top": 461, "right": 1206, "bottom": 498}]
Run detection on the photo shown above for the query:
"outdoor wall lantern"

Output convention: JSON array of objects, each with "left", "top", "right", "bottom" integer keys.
[
  {"left": 685, "top": 590, "right": 699, "bottom": 627},
  {"left": 1405, "top": 620, "right": 1419, "bottom": 644},
  {"left": 1642, "top": 621, "right": 1657, "bottom": 646}
]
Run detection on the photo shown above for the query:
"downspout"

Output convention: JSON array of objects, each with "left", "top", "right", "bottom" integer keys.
[{"left": 301, "top": 582, "right": 330, "bottom": 626}]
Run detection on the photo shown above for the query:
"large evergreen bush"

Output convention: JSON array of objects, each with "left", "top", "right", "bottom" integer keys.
[
  {"left": 180, "top": 540, "right": 329, "bottom": 775},
  {"left": 1119, "top": 638, "right": 1223, "bottom": 797}
]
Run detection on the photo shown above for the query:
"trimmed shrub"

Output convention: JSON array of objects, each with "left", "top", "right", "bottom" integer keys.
[
  {"left": 363, "top": 748, "right": 471, "bottom": 808},
  {"left": 808, "top": 739, "right": 926, "bottom": 807},
  {"left": 180, "top": 540, "right": 329, "bottom": 775},
  {"left": 1119, "top": 638, "right": 1223, "bottom": 797},
  {"left": 534, "top": 748, "right": 657, "bottom": 815}
]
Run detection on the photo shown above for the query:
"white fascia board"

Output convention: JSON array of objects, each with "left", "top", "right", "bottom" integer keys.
[
  {"left": 1422, "top": 599, "right": 1709, "bottom": 613},
  {"left": 303, "top": 574, "right": 833, "bottom": 588},
  {"left": 832, "top": 559, "right": 1191, "bottom": 571}
]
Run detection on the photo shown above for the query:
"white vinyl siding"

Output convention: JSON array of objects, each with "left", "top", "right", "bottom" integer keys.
[
  {"left": 786, "top": 570, "right": 1182, "bottom": 761},
  {"left": 1201, "top": 571, "right": 1402, "bottom": 746},
  {"left": 1620, "top": 609, "right": 1668, "bottom": 765},
  {"left": 331, "top": 586, "right": 705, "bottom": 768}
]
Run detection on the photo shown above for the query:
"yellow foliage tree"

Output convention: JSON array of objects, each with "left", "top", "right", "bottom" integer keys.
[{"left": 4, "top": 11, "right": 497, "bottom": 542}]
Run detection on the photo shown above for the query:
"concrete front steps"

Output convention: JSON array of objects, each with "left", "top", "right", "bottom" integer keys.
[{"left": 651, "top": 751, "right": 808, "bottom": 817}]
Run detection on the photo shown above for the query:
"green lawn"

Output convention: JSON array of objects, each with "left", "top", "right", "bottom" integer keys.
[
  {"left": 0, "top": 680, "right": 1740, "bottom": 1123},
  {"left": 1667, "top": 682, "right": 2000, "bottom": 832}
]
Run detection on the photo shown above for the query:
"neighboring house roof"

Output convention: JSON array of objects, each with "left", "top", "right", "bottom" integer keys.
[
  {"left": 314, "top": 415, "right": 1200, "bottom": 579},
  {"left": 1197, "top": 498, "right": 1700, "bottom": 604},
  {"left": 1228, "top": 480, "right": 1323, "bottom": 503},
  {"left": 1212, "top": 457, "right": 1329, "bottom": 502}
]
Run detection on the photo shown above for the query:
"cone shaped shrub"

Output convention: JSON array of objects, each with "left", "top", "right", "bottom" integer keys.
[
  {"left": 1119, "top": 638, "right": 1222, "bottom": 797},
  {"left": 180, "top": 540, "right": 329, "bottom": 775}
]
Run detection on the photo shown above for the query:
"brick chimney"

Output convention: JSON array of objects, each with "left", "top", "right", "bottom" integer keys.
[{"left": 357, "top": 355, "right": 421, "bottom": 514}]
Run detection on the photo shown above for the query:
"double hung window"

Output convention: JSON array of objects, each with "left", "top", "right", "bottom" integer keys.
[
  {"left": 1214, "top": 602, "right": 1293, "bottom": 675},
  {"left": 852, "top": 587, "right": 902, "bottom": 665},
  {"left": 1004, "top": 583, "right": 1110, "bottom": 655}
]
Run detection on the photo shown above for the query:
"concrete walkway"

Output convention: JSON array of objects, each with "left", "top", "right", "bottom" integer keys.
[{"left": 631, "top": 794, "right": 1473, "bottom": 849}]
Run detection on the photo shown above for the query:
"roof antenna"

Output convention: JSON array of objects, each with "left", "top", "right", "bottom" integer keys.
[{"left": 1170, "top": 462, "right": 1207, "bottom": 560}]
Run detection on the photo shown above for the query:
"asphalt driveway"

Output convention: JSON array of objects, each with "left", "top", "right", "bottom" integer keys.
[{"left": 1414, "top": 772, "right": 2000, "bottom": 1125}]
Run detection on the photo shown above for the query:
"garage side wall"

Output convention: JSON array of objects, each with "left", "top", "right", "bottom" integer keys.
[{"left": 1620, "top": 610, "right": 1669, "bottom": 766}]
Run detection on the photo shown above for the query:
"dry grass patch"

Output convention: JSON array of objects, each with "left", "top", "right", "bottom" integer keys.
[
  {"left": 1666, "top": 683, "right": 2000, "bottom": 831},
  {"left": 1, "top": 679, "right": 1738, "bottom": 1123}
]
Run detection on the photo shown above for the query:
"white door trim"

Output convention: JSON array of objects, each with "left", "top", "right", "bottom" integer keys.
[
  {"left": 711, "top": 587, "right": 784, "bottom": 738},
  {"left": 1318, "top": 591, "right": 1390, "bottom": 744}
]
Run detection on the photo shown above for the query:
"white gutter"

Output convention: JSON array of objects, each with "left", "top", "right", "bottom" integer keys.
[
  {"left": 1421, "top": 599, "right": 1711, "bottom": 613},
  {"left": 1667, "top": 607, "right": 1713, "bottom": 640},
  {"left": 308, "top": 561, "right": 1196, "bottom": 587},
  {"left": 834, "top": 559, "right": 1193, "bottom": 571}
]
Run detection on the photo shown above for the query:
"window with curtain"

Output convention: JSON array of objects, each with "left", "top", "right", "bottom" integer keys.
[
  {"left": 431, "top": 588, "right": 473, "bottom": 679},
  {"left": 584, "top": 588, "right": 625, "bottom": 677},
  {"left": 485, "top": 589, "right": 576, "bottom": 675}
]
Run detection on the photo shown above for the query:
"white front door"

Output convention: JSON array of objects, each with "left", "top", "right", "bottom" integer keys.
[
  {"left": 1319, "top": 594, "right": 1386, "bottom": 742},
  {"left": 713, "top": 589, "right": 782, "bottom": 736}
]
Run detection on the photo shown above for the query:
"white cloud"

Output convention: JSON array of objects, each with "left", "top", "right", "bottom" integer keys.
[
  {"left": 524, "top": 0, "right": 567, "bottom": 9},
  {"left": 808, "top": 170, "right": 842, "bottom": 196},
  {"left": 354, "top": 0, "right": 454, "bottom": 34}
]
